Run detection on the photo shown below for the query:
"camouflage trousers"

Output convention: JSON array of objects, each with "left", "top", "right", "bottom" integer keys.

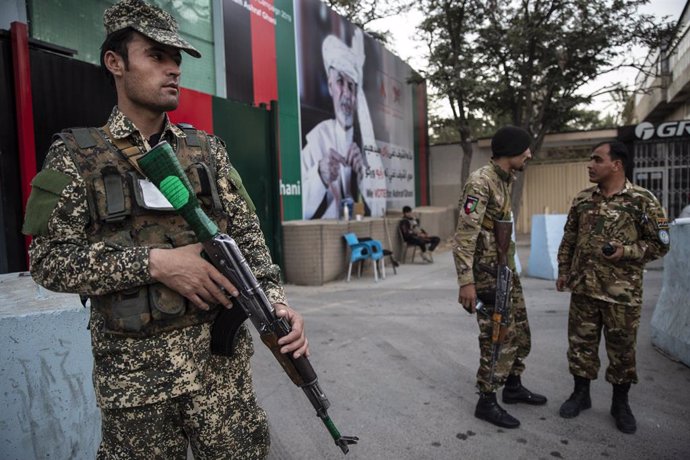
[
  {"left": 475, "top": 275, "right": 531, "bottom": 393},
  {"left": 567, "top": 293, "right": 641, "bottom": 384},
  {"left": 97, "top": 351, "right": 269, "bottom": 459}
]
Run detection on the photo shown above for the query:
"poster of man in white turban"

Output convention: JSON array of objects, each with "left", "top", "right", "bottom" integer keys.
[
  {"left": 297, "top": 0, "right": 419, "bottom": 221},
  {"left": 300, "top": 29, "right": 386, "bottom": 219}
]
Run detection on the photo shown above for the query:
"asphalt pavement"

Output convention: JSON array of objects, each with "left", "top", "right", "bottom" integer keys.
[{"left": 250, "top": 242, "right": 690, "bottom": 460}]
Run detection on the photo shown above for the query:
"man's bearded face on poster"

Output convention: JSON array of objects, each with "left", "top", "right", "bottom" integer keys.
[{"left": 328, "top": 67, "right": 358, "bottom": 130}]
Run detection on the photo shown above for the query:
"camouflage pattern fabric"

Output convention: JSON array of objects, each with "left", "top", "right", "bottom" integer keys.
[
  {"left": 103, "top": 0, "right": 201, "bottom": 57},
  {"left": 566, "top": 294, "right": 641, "bottom": 385},
  {"left": 26, "top": 107, "right": 283, "bottom": 455},
  {"left": 558, "top": 180, "right": 670, "bottom": 306},
  {"left": 453, "top": 161, "right": 516, "bottom": 288},
  {"left": 453, "top": 161, "right": 532, "bottom": 392},
  {"left": 97, "top": 324, "right": 269, "bottom": 459},
  {"left": 476, "top": 274, "right": 531, "bottom": 393}
]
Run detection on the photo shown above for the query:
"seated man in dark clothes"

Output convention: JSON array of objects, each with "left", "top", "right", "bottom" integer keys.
[{"left": 399, "top": 206, "right": 440, "bottom": 262}]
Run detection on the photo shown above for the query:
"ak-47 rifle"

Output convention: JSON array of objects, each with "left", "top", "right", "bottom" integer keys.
[
  {"left": 488, "top": 220, "right": 514, "bottom": 384},
  {"left": 137, "top": 142, "right": 358, "bottom": 454}
]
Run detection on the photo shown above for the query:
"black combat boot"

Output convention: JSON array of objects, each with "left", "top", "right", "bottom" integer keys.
[
  {"left": 502, "top": 374, "right": 548, "bottom": 405},
  {"left": 611, "top": 383, "right": 636, "bottom": 434},
  {"left": 559, "top": 375, "right": 592, "bottom": 418},
  {"left": 475, "top": 392, "right": 520, "bottom": 428}
]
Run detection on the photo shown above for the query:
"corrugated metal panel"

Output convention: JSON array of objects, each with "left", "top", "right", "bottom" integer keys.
[{"left": 518, "top": 161, "right": 591, "bottom": 233}]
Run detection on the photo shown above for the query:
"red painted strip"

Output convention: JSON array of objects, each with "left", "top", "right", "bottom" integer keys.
[
  {"left": 250, "top": 0, "right": 278, "bottom": 105},
  {"left": 417, "top": 84, "right": 429, "bottom": 205},
  {"left": 169, "top": 87, "right": 214, "bottom": 133},
  {"left": 11, "top": 22, "right": 37, "bottom": 261}
]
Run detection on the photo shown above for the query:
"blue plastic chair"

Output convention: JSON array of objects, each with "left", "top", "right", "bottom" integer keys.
[
  {"left": 362, "top": 238, "right": 385, "bottom": 280},
  {"left": 343, "top": 233, "right": 385, "bottom": 282}
]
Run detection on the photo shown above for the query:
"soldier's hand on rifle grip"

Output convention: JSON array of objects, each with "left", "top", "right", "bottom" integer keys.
[
  {"left": 275, "top": 303, "right": 310, "bottom": 359},
  {"left": 459, "top": 284, "right": 477, "bottom": 314},
  {"left": 149, "top": 244, "right": 239, "bottom": 311}
]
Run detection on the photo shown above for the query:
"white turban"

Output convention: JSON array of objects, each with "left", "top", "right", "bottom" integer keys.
[{"left": 322, "top": 29, "right": 365, "bottom": 84}]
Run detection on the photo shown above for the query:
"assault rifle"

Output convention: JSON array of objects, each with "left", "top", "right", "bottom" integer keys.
[
  {"left": 138, "top": 142, "right": 358, "bottom": 454},
  {"left": 488, "top": 220, "right": 514, "bottom": 384}
]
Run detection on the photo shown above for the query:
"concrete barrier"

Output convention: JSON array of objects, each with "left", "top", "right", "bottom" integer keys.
[
  {"left": 0, "top": 273, "right": 99, "bottom": 459},
  {"left": 527, "top": 214, "right": 567, "bottom": 280},
  {"left": 651, "top": 218, "right": 690, "bottom": 367}
]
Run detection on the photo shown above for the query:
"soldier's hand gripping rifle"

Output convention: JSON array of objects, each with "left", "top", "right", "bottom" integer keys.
[
  {"left": 137, "top": 142, "right": 358, "bottom": 454},
  {"left": 488, "top": 220, "right": 514, "bottom": 384}
]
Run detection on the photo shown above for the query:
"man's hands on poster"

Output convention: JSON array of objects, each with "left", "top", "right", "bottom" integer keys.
[
  {"left": 347, "top": 143, "right": 366, "bottom": 183},
  {"left": 319, "top": 146, "right": 367, "bottom": 188},
  {"left": 319, "top": 148, "right": 347, "bottom": 187}
]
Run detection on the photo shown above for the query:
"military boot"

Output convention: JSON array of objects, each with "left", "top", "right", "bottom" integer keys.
[
  {"left": 475, "top": 392, "right": 520, "bottom": 428},
  {"left": 611, "top": 383, "right": 636, "bottom": 434},
  {"left": 559, "top": 375, "right": 591, "bottom": 418},
  {"left": 502, "top": 374, "right": 548, "bottom": 405}
]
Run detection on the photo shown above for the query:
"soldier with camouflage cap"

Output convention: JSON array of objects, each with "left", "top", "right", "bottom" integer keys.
[
  {"left": 453, "top": 126, "right": 547, "bottom": 429},
  {"left": 22, "top": 0, "right": 309, "bottom": 457},
  {"left": 557, "top": 141, "right": 669, "bottom": 434}
]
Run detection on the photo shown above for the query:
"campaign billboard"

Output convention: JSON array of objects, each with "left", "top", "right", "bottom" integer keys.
[{"left": 222, "top": 0, "right": 427, "bottom": 221}]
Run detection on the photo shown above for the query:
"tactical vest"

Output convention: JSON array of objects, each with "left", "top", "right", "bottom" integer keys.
[{"left": 56, "top": 125, "right": 229, "bottom": 337}]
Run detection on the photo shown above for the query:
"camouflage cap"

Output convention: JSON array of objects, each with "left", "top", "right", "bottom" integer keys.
[{"left": 103, "top": 0, "right": 201, "bottom": 58}]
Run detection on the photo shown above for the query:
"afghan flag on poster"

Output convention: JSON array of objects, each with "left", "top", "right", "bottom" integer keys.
[
  {"left": 223, "top": 0, "right": 303, "bottom": 221},
  {"left": 224, "top": 0, "right": 278, "bottom": 105}
]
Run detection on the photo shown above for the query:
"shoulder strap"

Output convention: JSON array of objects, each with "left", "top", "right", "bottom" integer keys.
[{"left": 101, "top": 125, "right": 147, "bottom": 176}]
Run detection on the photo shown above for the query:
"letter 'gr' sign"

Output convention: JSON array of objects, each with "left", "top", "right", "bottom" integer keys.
[
  {"left": 159, "top": 176, "right": 190, "bottom": 209},
  {"left": 635, "top": 120, "right": 690, "bottom": 140}
]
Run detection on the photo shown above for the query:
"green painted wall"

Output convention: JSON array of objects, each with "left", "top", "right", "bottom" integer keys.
[
  {"left": 28, "top": 0, "right": 215, "bottom": 94},
  {"left": 275, "top": 0, "right": 301, "bottom": 221},
  {"left": 212, "top": 97, "right": 280, "bottom": 262}
]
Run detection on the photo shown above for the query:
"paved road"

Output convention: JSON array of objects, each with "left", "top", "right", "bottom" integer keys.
[{"left": 250, "top": 247, "right": 690, "bottom": 460}]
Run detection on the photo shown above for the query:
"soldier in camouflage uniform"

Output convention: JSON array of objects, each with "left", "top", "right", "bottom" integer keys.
[
  {"left": 453, "top": 126, "right": 547, "bottom": 429},
  {"left": 557, "top": 141, "right": 670, "bottom": 434},
  {"left": 22, "top": 1, "right": 309, "bottom": 457}
]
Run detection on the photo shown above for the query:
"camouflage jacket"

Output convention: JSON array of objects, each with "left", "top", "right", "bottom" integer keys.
[
  {"left": 557, "top": 180, "right": 670, "bottom": 306},
  {"left": 453, "top": 161, "right": 516, "bottom": 290},
  {"left": 25, "top": 107, "right": 286, "bottom": 408}
]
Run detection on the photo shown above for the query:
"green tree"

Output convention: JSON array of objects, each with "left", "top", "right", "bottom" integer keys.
[
  {"left": 419, "top": 0, "right": 676, "bottom": 218},
  {"left": 419, "top": 0, "right": 486, "bottom": 191},
  {"left": 324, "top": 0, "right": 414, "bottom": 43}
]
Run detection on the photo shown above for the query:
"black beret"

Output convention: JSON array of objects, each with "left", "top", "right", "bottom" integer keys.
[{"left": 491, "top": 125, "right": 532, "bottom": 157}]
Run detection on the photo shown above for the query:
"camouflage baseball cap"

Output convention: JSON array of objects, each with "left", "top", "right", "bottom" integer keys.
[{"left": 103, "top": 0, "right": 201, "bottom": 58}]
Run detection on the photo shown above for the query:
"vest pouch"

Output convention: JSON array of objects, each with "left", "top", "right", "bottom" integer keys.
[
  {"left": 91, "top": 168, "right": 132, "bottom": 223},
  {"left": 168, "top": 230, "right": 197, "bottom": 248},
  {"left": 186, "top": 162, "right": 222, "bottom": 211},
  {"left": 149, "top": 283, "right": 187, "bottom": 320},
  {"left": 93, "top": 286, "right": 151, "bottom": 334}
]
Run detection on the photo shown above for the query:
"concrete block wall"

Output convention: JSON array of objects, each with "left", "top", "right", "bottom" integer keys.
[
  {"left": 0, "top": 273, "right": 100, "bottom": 459},
  {"left": 651, "top": 218, "right": 690, "bottom": 366},
  {"left": 282, "top": 222, "right": 325, "bottom": 285},
  {"left": 283, "top": 219, "right": 401, "bottom": 285},
  {"left": 416, "top": 206, "right": 456, "bottom": 242},
  {"left": 282, "top": 207, "right": 458, "bottom": 285}
]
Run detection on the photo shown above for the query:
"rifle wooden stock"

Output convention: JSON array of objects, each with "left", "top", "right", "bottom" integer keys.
[{"left": 494, "top": 220, "right": 512, "bottom": 266}]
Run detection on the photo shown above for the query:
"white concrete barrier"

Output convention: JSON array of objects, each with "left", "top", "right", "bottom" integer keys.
[
  {"left": 0, "top": 273, "right": 99, "bottom": 459},
  {"left": 527, "top": 214, "right": 567, "bottom": 280},
  {"left": 651, "top": 219, "right": 690, "bottom": 367}
]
